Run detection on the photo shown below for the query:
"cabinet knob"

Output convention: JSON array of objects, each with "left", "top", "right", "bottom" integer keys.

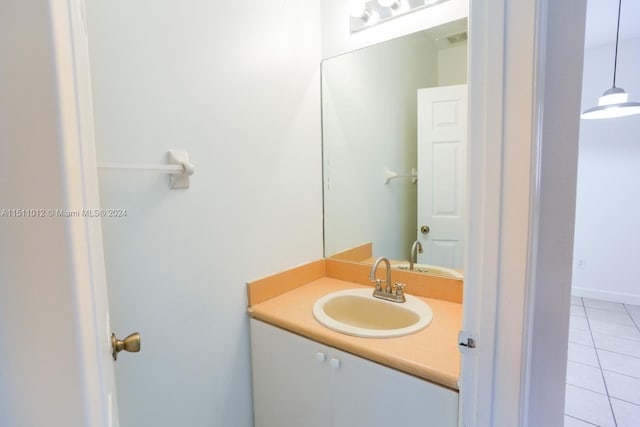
[
  {"left": 329, "top": 358, "right": 341, "bottom": 369},
  {"left": 316, "top": 352, "right": 326, "bottom": 363}
]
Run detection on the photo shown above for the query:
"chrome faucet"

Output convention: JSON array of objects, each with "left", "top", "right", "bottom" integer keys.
[
  {"left": 370, "top": 256, "right": 392, "bottom": 293},
  {"left": 369, "top": 256, "right": 406, "bottom": 303},
  {"left": 410, "top": 240, "right": 423, "bottom": 271}
]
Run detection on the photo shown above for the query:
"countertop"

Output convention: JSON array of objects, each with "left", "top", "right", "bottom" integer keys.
[{"left": 249, "top": 276, "right": 462, "bottom": 390}]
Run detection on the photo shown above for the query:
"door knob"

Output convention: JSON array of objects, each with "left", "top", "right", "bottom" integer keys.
[
  {"left": 111, "top": 332, "right": 141, "bottom": 361},
  {"left": 420, "top": 225, "right": 430, "bottom": 234}
]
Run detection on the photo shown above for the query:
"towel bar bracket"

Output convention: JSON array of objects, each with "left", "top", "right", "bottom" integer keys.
[{"left": 168, "top": 150, "right": 194, "bottom": 189}]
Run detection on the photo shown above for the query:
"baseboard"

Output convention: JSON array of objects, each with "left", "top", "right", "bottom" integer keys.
[{"left": 571, "top": 286, "right": 640, "bottom": 306}]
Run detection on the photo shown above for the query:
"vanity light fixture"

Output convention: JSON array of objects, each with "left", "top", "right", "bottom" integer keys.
[
  {"left": 350, "top": 0, "right": 449, "bottom": 33},
  {"left": 581, "top": 0, "right": 640, "bottom": 119}
]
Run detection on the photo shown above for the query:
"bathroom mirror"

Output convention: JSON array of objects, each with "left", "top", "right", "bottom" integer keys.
[{"left": 322, "top": 18, "right": 468, "bottom": 277}]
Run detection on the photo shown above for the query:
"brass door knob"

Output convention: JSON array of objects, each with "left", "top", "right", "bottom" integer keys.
[
  {"left": 420, "top": 225, "right": 430, "bottom": 235},
  {"left": 111, "top": 332, "right": 141, "bottom": 361}
]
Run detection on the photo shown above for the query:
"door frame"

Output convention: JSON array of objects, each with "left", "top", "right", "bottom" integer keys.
[{"left": 461, "top": 0, "right": 586, "bottom": 426}]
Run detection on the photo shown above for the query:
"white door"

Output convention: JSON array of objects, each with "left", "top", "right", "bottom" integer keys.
[
  {"left": 0, "top": 1, "right": 119, "bottom": 426},
  {"left": 417, "top": 85, "right": 468, "bottom": 269},
  {"left": 60, "top": 1, "right": 121, "bottom": 425}
]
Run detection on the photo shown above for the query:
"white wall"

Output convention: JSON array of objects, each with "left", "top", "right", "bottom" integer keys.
[
  {"left": 321, "top": 0, "right": 468, "bottom": 59},
  {"left": 84, "top": 0, "right": 322, "bottom": 426},
  {"left": 438, "top": 41, "right": 468, "bottom": 86},
  {"left": 323, "top": 32, "right": 437, "bottom": 260},
  {"left": 572, "top": 37, "right": 640, "bottom": 305}
]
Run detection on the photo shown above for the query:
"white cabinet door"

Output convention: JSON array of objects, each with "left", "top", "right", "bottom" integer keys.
[
  {"left": 250, "top": 320, "right": 331, "bottom": 427},
  {"left": 251, "top": 320, "right": 458, "bottom": 427},
  {"left": 330, "top": 347, "right": 458, "bottom": 427}
]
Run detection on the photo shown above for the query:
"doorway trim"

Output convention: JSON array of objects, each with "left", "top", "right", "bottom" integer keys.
[{"left": 461, "top": 0, "right": 586, "bottom": 426}]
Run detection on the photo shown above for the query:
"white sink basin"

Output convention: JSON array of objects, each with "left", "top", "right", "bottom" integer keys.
[
  {"left": 312, "top": 288, "right": 433, "bottom": 338},
  {"left": 394, "top": 263, "right": 464, "bottom": 279}
]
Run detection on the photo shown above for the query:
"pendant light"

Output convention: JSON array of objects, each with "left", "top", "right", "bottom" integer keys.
[{"left": 581, "top": 0, "right": 640, "bottom": 119}]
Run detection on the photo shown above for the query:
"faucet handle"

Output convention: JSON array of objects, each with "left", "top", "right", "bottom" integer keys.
[
  {"left": 394, "top": 283, "right": 406, "bottom": 296},
  {"left": 372, "top": 278, "right": 384, "bottom": 291}
]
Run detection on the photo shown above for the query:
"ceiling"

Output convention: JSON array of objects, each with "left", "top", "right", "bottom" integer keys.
[{"left": 584, "top": 0, "right": 640, "bottom": 47}]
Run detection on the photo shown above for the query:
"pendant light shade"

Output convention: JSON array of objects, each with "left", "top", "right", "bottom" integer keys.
[
  {"left": 581, "top": 87, "right": 640, "bottom": 119},
  {"left": 581, "top": 0, "right": 640, "bottom": 119}
]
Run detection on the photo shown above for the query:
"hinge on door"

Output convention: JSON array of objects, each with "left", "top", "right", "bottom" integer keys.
[{"left": 458, "top": 330, "right": 476, "bottom": 353}]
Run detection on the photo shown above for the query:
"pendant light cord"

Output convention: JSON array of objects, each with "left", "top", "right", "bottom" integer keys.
[{"left": 613, "top": 0, "right": 622, "bottom": 88}]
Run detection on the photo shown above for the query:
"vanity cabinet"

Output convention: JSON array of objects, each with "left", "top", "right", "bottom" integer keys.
[{"left": 250, "top": 319, "right": 458, "bottom": 427}]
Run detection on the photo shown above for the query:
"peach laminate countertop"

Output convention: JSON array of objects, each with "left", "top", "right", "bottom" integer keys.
[{"left": 249, "top": 276, "right": 462, "bottom": 390}]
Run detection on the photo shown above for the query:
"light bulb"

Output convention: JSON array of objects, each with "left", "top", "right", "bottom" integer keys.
[
  {"left": 378, "top": 0, "right": 399, "bottom": 7},
  {"left": 367, "top": 10, "right": 381, "bottom": 23},
  {"left": 378, "top": 0, "right": 408, "bottom": 12},
  {"left": 349, "top": 0, "right": 380, "bottom": 24},
  {"left": 349, "top": 0, "right": 368, "bottom": 18}
]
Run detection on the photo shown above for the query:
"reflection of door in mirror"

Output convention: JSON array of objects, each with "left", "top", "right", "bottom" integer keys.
[{"left": 417, "top": 85, "right": 467, "bottom": 270}]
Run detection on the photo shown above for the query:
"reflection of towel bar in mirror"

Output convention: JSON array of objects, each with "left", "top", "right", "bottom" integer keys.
[
  {"left": 98, "top": 150, "right": 195, "bottom": 189},
  {"left": 383, "top": 166, "right": 418, "bottom": 184}
]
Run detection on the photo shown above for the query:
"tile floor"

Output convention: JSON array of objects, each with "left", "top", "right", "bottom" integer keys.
[{"left": 565, "top": 296, "right": 640, "bottom": 426}]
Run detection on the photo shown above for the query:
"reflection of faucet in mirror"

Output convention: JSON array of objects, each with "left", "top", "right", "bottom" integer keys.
[{"left": 410, "top": 240, "right": 423, "bottom": 271}]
